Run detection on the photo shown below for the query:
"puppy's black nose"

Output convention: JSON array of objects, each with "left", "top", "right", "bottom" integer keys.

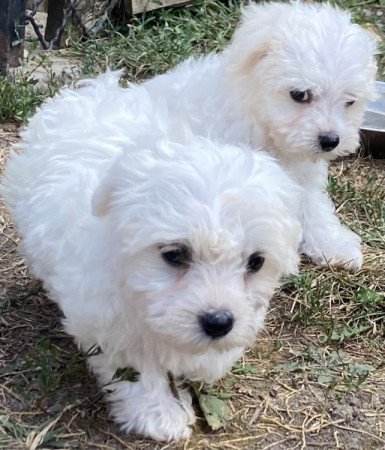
[
  {"left": 200, "top": 311, "right": 234, "bottom": 339},
  {"left": 319, "top": 132, "right": 340, "bottom": 151}
]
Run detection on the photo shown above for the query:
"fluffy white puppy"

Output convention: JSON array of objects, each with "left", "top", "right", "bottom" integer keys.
[
  {"left": 140, "top": 1, "right": 378, "bottom": 269},
  {"left": 3, "top": 72, "right": 302, "bottom": 441}
]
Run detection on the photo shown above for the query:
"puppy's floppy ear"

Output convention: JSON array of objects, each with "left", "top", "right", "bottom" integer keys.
[
  {"left": 92, "top": 174, "right": 115, "bottom": 217},
  {"left": 238, "top": 46, "right": 270, "bottom": 76},
  {"left": 226, "top": 3, "right": 275, "bottom": 76}
]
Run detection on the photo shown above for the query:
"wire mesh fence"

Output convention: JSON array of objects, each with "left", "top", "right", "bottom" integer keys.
[
  {"left": 25, "top": 0, "right": 121, "bottom": 50},
  {"left": 1, "top": 0, "right": 187, "bottom": 75},
  {"left": 1, "top": 0, "right": 100, "bottom": 74}
]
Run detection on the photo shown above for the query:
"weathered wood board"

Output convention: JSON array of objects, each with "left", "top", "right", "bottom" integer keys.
[
  {"left": 0, "top": 0, "right": 27, "bottom": 75},
  {"left": 125, "top": 0, "right": 190, "bottom": 14}
]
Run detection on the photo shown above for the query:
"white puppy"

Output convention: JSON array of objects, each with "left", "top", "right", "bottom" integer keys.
[
  {"left": 3, "top": 72, "right": 302, "bottom": 441},
  {"left": 140, "top": 1, "right": 378, "bottom": 269}
]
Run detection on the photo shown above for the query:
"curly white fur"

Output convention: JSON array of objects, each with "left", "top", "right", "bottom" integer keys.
[
  {"left": 139, "top": 1, "right": 378, "bottom": 269},
  {"left": 2, "top": 71, "right": 302, "bottom": 441}
]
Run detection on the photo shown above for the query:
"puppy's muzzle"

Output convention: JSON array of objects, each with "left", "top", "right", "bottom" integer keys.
[
  {"left": 199, "top": 311, "right": 234, "bottom": 339},
  {"left": 319, "top": 132, "right": 340, "bottom": 151}
]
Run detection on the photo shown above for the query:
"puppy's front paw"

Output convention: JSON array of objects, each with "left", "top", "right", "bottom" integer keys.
[
  {"left": 303, "top": 228, "right": 363, "bottom": 270},
  {"left": 110, "top": 383, "right": 195, "bottom": 442}
]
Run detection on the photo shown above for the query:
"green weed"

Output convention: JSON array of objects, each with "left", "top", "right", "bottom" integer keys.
[
  {"left": 0, "top": 76, "right": 45, "bottom": 124},
  {"left": 70, "top": 0, "right": 241, "bottom": 81},
  {"left": 273, "top": 346, "right": 376, "bottom": 391}
]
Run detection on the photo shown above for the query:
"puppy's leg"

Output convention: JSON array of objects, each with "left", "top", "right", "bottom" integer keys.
[
  {"left": 297, "top": 160, "right": 362, "bottom": 270},
  {"left": 301, "top": 189, "right": 362, "bottom": 270},
  {"left": 89, "top": 354, "right": 195, "bottom": 442}
]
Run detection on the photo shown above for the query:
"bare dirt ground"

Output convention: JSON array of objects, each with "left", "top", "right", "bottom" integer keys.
[{"left": 1, "top": 123, "right": 384, "bottom": 449}]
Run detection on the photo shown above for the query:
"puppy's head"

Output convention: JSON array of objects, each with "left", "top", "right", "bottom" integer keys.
[
  {"left": 93, "top": 139, "right": 302, "bottom": 355},
  {"left": 226, "top": 1, "right": 378, "bottom": 161}
]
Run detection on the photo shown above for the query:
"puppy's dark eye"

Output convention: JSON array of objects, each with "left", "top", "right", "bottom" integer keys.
[
  {"left": 345, "top": 100, "right": 355, "bottom": 107},
  {"left": 161, "top": 245, "right": 191, "bottom": 269},
  {"left": 290, "top": 89, "right": 313, "bottom": 104},
  {"left": 246, "top": 253, "right": 265, "bottom": 274}
]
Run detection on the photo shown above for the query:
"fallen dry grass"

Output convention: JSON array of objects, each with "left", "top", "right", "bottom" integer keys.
[{"left": 0, "top": 124, "right": 384, "bottom": 450}]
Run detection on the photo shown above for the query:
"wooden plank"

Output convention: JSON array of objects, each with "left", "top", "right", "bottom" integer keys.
[
  {"left": 127, "top": 0, "right": 191, "bottom": 15},
  {"left": 0, "top": 0, "right": 27, "bottom": 75}
]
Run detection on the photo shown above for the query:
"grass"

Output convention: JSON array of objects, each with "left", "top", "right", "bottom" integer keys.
[
  {"left": 71, "top": 0, "right": 241, "bottom": 80},
  {"left": 0, "top": 77, "right": 45, "bottom": 124},
  {"left": 1, "top": 0, "right": 243, "bottom": 124},
  {"left": 0, "top": 1, "right": 385, "bottom": 449},
  {"left": 2, "top": 0, "right": 385, "bottom": 124}
]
